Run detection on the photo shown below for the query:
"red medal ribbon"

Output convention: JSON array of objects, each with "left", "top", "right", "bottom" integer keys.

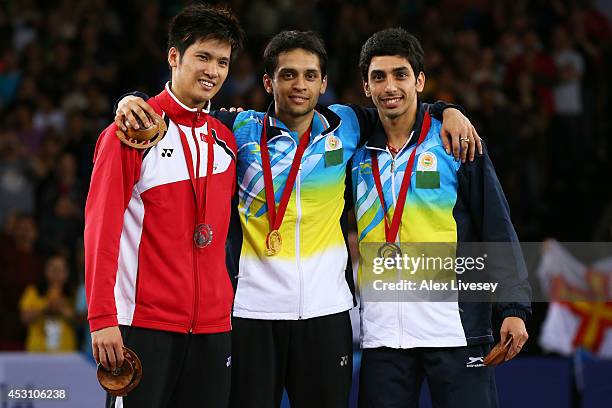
[
  {"left": 371, "top": 111, "right": 431, "bottom": 243},
  {"left": 260, "top": 114, "right": 311, "bottom": 233},
  {"left": 173, "top": 111, "right": 214, "bottom": 231}
]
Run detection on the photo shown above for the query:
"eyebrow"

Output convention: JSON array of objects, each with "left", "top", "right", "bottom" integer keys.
[
  {"left": 392, "top": 67, "right": 411, "bottom": 74},
  {"left": 370, "top": 67, "right": 410, "bottom": 78},
  {"left": 194, "top": 51, "right": 229, "bottom": 61},
  {"left": 278, "top": 66, "right": 320, "bottom": 72},
  {"left": 370, "top": 66, "right": 410, "bottom": 76}
]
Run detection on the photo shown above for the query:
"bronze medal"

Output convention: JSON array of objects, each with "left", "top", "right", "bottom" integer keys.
[
  {"left": 376, "top": 242, "right": 403, "bottom": 260},
  {"left": 97, "top": 347, "right": 143, "bottom": 397}
]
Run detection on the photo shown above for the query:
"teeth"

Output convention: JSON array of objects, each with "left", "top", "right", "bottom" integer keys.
[
  {"left": 383, "top": 97, "right": 402, "bottom": 103},
  {"left": 199, "top": 80, "right": 214, "bottom": 88}
]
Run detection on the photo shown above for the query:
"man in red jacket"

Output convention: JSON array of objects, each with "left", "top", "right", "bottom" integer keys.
[{"left": 84, "top": 4, "right": 244, "bottom": 407}]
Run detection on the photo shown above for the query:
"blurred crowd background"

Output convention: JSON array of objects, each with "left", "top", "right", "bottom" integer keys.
[{"left": 0, "top": 0, "right": 611, "bottom": 355}]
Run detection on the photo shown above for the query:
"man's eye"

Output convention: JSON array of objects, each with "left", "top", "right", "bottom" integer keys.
[
  {"left": 283, "top": 73, "right": 294, "bottom": 79},
  {"left": 199, "top": 56, "right": 208, "bottom": 61},
  {"left": 397, "top": 72, "right": 408, "bottom": 78},
  {"left": 219, "top": 60, "right": 228, "bottom": 67}
]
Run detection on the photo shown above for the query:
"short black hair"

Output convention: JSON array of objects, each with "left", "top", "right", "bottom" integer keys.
[
  {"left": 263, "top": 30, "right": 328, "bottom": 77},
  {"left": 359, "top": 28, "right": 425, "bottom": 81},
  {"left": 168, "top": 3, "right": 245, "bottom": 61}
]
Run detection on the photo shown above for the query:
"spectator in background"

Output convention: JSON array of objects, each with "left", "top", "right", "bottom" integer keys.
[
  {"left": 63, "top": 109, "right": 95, "bottom": 184},
  {"left": 37, "top": 152, "right": 83, "bottom": 256},
  {"left": 19, "top": 253, "right": 76, "bottom": 352},
  {"left": 0, "top": 213, "right": 43, "bottom": 350},
  {"left": 11, "top": 102, "right": 45, "bottom": 154},
  {"left": 548, "top": 24, "right": 587, "bottom": 238},
  {"left": 33, "top": 94, "right": 65, "bottom": 134},
  {"left": 0, "top": 48, "right": 21, "bottom": 109},
  {"left": 552, "top": 25, "right": 585, "bottom": 125},
  {"left": 0, "top": 129, "right": 35, "bottom": 225}
]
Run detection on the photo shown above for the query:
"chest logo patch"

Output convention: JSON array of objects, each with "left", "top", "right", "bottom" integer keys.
[
  {"left": 417, "top": 151, "right": 437, "bottom": 172},
  {"left": 325, "top": 134, "right": 341, "bottom": 151}
]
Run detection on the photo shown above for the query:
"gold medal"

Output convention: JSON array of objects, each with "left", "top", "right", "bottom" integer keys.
[{"left": 265, "top": 230, "right": 282, "bottom": 256}]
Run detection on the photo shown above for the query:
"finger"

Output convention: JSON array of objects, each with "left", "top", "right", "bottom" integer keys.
[
  {"left": 473, "top": 126, "right": 483, "bottom": 155},
  {"left": 114, "top": 342, "right": 125, "bottom": 368},
  {"left": 505, "top": 347, "right": 518, "bottom": 361},
  {"left": 229, "top": 107, "right": 237, "bottom": 112},
  {"left": 114, "top": 114, "right": 127, "bottom": 132},
  {"left": 506, "top": 339, "right": 523, "bottom": 361},
  {"left": 440, "top": 129, "right": 451, "bottom": 155},
  {"left": 106, "top": 346, "right": 117, "bottom": 372},
  {"left": 219, "top": 107, "right": 227, "bottom": 111},
  {"left": 132, "top": 105, "right": 151, "bottom": 128},
  {"left": 500, "top": 328, "right": 509, "bottom": 344},
  {"left": 461, "top": 138, "right": 469, "bottom": 163},
  {"left": 125, "top": 111, "right": 141, "bottom": 130},
  {"left": 99, "top": 345, "right": 110, "bottom": 371},
  {"left": 467, "top": 130, "right": 476, "bottom": 162},
  {"left": 139, "top": 101, "right": 158, "bottom": 121},
  {"left": 93, "top": 343, "right": 100, "bottom": 365},
  {"left": 237, "top": 107, "right": 244, "bottom": 112},
  {"left": 451, "top": 132, "right": 460, "bottom": 160},
  {"left": 470, "top": 129, "right": 477, "bottom": 161}
]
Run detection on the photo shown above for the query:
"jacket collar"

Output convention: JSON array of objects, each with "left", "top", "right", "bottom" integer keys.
[
  {"left": 153, "top": 82, "right": 211, "bottom": 126},
  {"left": 366, "top": 101, "right": 426, "bottom": 151},
  {"left": 262, "top": 102, "right": 341, "bottom": 143}
]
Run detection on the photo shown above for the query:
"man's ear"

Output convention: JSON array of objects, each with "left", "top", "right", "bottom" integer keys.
[
  {"left": 416, "top": 72, "right": 425, "bottom": 93},
  {"left": 263, "top": 74, "right": 274, "bottom": 95},
  {"left": 319, "top": 75, "right": 328, "bottom": 95},
  {"left": 363, "top": 81, "right": 371, "bottom": 98},
  {"left": 168, "top": 47, "right": 179, "bottom": 68}
]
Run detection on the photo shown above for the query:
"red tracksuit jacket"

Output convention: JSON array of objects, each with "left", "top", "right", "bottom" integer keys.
[{"left": 85, "top": 84, "right": 236, "bottom": 334}]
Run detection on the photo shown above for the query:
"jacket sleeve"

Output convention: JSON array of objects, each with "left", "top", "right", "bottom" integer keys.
[
  {"left": 209, "top": 110, "right": 239, "bottom": 131},
  {"left": 456, "top": 143, "right": 532, "bottom": 321},
  {"left": 427, "top": 100, "right": 466, "bottom": 118},
  {"left": 345, "top": 104, "right": 378, "bottom": 147},
  {"left": 84, "top": 124, "right": 142, "bottom": 332}
]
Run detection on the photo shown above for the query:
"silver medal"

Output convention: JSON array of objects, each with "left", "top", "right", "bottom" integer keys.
[{"left": 194, "top": 223, "right": 213, "bottom": 248}]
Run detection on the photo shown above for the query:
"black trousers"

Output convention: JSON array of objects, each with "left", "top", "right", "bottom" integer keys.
[
  {"left": 359, "top": 344, "right": 499, "bottom": 408},
  {"left": 230, "top": 311, "right": 354, "bottom": 408},
  {"left": 106, "top": 326, "right": 231, "bottom": 408}
]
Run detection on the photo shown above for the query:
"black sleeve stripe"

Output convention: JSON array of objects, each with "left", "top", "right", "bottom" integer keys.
[
  {"left": 142, "top": 112, "right": 170, "bottom": 159},
  {"left": 211, "top": 128, "right": 236, "bottom": 161}
]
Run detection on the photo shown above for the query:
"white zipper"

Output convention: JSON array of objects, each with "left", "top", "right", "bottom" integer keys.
[
  {"left": 398, "top": 291, "right": 404, "bottom": 347},
  {"left": 390, "top": 154, "right": 398, "bottom": 212},
  {"left": 296, "top": 164, "right": 304, "bottom": 319},
  {"left": 388, "top": 152, "right": 403, "bottom": 347}
]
